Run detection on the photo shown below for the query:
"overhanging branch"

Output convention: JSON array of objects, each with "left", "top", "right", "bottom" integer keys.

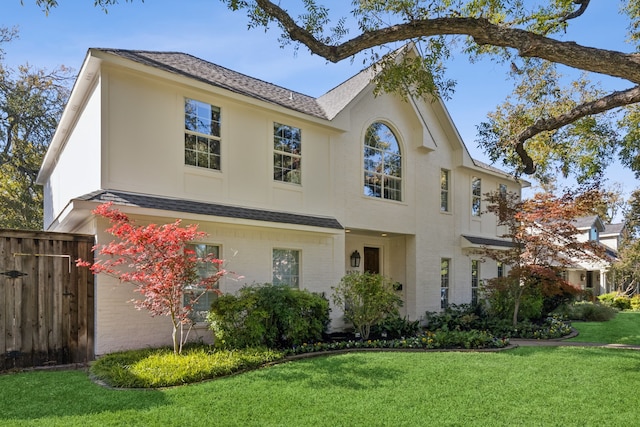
[{"left": 514, "top": 86, "right": 640, "bottom": 174}]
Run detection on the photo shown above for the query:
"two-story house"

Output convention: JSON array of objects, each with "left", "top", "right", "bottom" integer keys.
[
  {"left": 36, "top": 47, "right": 524, "bottom": 354},
  {"left": 564, "top": 216, "right": 623, "bottom": 295}
]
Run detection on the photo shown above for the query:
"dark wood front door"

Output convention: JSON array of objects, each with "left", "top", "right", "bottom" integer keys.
[{"left": 364, "top": 247, "right": 380, "bottom": 274}]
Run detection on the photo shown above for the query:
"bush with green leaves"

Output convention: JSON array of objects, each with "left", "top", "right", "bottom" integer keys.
[
  {"left": 332, "top": 272, "right": 402, "bottom": 340},
  {"left": 370, "top": 314, "right": 421, "bottom": 339},
  {"left": 208, "top": 284, "right": 330, "bottom": 349},
  {"left": 90, "top": 345, "right": 283, "bottom": 388},
  {"left": 598, "top": 292, "right": 632, "bottom": 311},
  {"left": 553, "top": 301, "right": 618, "bottom": 321},
  {"left": 631, "top": 295, "right": 640, "bottom": 311},
  {"left": 482, "top": 277, "right": 544, "bottom": 322},
  {"left": 425, "top": 304, "right": 572, "bottom": 339},
  {"left": 424, "top": 304, "right": 484, "bottom": 332}
]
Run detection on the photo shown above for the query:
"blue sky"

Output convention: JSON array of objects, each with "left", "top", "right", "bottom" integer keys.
[{"left": 3, "top": 0, "right": 638, "bottom": 208}]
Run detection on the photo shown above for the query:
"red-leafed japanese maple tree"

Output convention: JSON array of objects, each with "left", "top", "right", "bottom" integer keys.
[
  {"left": 482, "top": 191, "right": 606, "bottom": 327},
  {"left": 77, "top": 202, "right": 227, "bottom": 354}
]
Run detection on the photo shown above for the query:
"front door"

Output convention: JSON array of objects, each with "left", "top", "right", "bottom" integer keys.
[{"left": 364, "top": 247, "right": 380, "bottom": 274}]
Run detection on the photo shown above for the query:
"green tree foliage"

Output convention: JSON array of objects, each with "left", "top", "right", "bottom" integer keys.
[
  {"left": 33, "top": 1, "right": 640, "bottom": 181},
  {"left": 482, "top": 190, "right": 604, "bottom": 326},
  {"left": 332, "top": 271, "right": 402, "bottom": 340},
  {"left": 208, "top": 284, "right": 330, "bottom": 349},
  {"left": 0, "top": 27, "right": 71, "bottom": 229},
  {"left": 220, "top": 0, "right": 640, "bottom": 181},
  {"left": 610, "top": 189, "right": 640, "bottom": 293}
]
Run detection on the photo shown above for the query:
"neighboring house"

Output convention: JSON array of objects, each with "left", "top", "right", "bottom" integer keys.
[
  {"left": 563, "top": 215, "right": 623, "bottom": 295},
  {"left": 36, "top": 47, "right": 524, "bottom": 355}
]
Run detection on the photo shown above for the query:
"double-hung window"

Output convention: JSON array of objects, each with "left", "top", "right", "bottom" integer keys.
[
  {"left": 497, "top": 261, "right": 504, "bottom": 278},
  {"left": 441, "top": 169, "right": 450, "bottom": 212},
  {"left": 440, "top": 258, "right": 450, "bottom": 309},
  {"left": 471, "top": 177, "right": 482, "bottom": 217},
  {"left": 273, "top": 123, "right": 302, "bottom": 184},
  {"left": 184, "top": 98, "right": 221, "bottom": 170},
  {"left": 273, "top": 248, "right": 300, "bottom": 288},
  {"left": 471, "top": 259, "right": 480, "bottom": 305},
  {"left": 184, "top": 244, "right": 221, "bottom": 323},
  {"left": 364, "top": 122, "right": 402, "bottom": 201}
]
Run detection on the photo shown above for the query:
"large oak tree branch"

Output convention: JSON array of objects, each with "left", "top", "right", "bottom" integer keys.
[
  {"left": 254, "top": 0, "right": 640, "bottom": 174},
  {"left": 515, "top": 86, "right": 640, "bottom": 174},
  {"left": 256, "top": 0, "right": 640, "bottom": 83}
]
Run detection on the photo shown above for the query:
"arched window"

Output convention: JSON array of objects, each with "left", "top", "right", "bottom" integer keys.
[{"left": 363, "top": 122, "right": 402, "bottom": 201}]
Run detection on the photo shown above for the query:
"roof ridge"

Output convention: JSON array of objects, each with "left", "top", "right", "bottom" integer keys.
[{"left": 95, "top": 48, "right": 327, "bottom": 119}]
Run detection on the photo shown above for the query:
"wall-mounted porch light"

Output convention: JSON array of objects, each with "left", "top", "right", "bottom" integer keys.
[
  {"left": 580, "top": 273, "right": 586, "bottom": 281},
  {"left": 350, "top": 250, "right": 361, "bottom": 268}
]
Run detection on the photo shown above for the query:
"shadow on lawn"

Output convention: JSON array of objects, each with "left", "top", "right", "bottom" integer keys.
[
  {"left": 251, "top": 352, "right": 405, "bottom": 390},
  {"left": 0, "top": 369, "right": 166, "bottom": 421}
]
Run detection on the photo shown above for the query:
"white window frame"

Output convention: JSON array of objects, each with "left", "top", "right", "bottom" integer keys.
[
  {"left": 471, "top": 177, "right": 482, "bottom": 217},
  {"left": 471, "top": 259, "right": 480, "bottom": 305},
  {"left": 184, "top": 98, "right": 221, "bottom": 171},
  {"left": 363, "top": 122, "right": 402, "bottom": 202},
  {"left": 272, "top": 248, "right": 301, "bottom": 288},
  {"left": 184, "top": 243, "right": 221, "bottom": 323},
  {"left": 440, "top": 169, "right": 450, "bottom": 212},
  {"left": 441, "top": 258, "right": 450, "bottom": 309},
  {"left": 497, "top": 261, "right": 504, "bottom": 278},
  {"left": 273, "top": 122, "right": 302, "bottom": 184}
]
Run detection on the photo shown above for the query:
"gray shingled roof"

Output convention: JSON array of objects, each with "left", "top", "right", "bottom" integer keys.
[
  {"left": 97, "top": 49, "right": 328, "bottom": 119},
  {"left": 77, "top": 190, "right": 343, "bottom": 230},
  {"left": 462, "top": 234, "right": 515, "bottom": 248},
  {"left": 603, "top": 222, "right": 625, "bottom": 236}
]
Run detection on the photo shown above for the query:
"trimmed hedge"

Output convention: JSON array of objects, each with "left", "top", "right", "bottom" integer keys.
[{"left": 208, "top": 284, "right": 330, "bottom": 349}]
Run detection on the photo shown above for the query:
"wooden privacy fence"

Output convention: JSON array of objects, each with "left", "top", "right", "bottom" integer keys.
[{"left": 0, "top": 230, "right": 95, "bottom": 371}]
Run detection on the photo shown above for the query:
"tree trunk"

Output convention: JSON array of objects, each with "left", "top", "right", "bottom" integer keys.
[{"left": 512, "top": 286, "right": 524, "bottom": 328}]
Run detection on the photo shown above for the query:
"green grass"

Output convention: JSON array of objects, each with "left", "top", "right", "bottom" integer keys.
[
  {"left": 569, "top": 311, "right": 640, "bottom": 345},
  {"left": 2, "top": 347, "right": 640, "bottom": 426}
]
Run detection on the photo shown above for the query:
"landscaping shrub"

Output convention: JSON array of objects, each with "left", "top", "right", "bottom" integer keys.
[
  {"left": 598, "top": 292, "right": 632, "bottom": 311},
  {"left": 425, "top": 304, "right": 572, "bottom": 339},
  {"left": 614, "top": 296, "right": 632, "bottom": 311},
  {"left": 286, "top": 330, "right": 508, "bottom": 355},
  {"left": 483, "top": 278, "right": 544, "bottom": 323},
  {"left": 332, "top": 272, "right": 403, "bottom": 340},
  {"left": 598, "top": 292, "right": 617, "bottom": 306},
  {"left": 424, "top": 304, "right": 484, "bottom": 331},
  {"left": 556, "top": 301, "right": 618, "bottom": 321},
  {"left": 90, "top": 345, "right": 283, "bottom": 388},
  {"left": 631, "top": 295, "right": 640, "bottom": 311},
  {"left": 370, "top": 314, "right": 421, "bottom": 339},
  {"left": 208, "top": 284, "right": 330, "bottom": 349}
]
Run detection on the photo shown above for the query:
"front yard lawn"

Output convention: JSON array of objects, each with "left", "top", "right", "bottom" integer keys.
[
  {"left": 2, "top": 346, "right": 639, "bottom": 426},
  {"left": 569, "top": 311, "right": 640, "bottom": 345}
]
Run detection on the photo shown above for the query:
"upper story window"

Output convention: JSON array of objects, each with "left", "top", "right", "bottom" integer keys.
[
  {"left": 184, "top": 98, "right": 221, "bottom": 170},
  {"left": 589, "top": 226, "right": 599, "bottom": 242},
  {"left": 364, "top": 122, "right": 402, "bottom": 201},
  {"left": 273, "top": 123, "right": 302, "bottom": 184},
  {"left": 499, "top": 183, "right": 507, "bottom": 198},
  {"left": 471, "top": 177, "right": 482, "bottom": 217},
  {"left": 441, "top": 169, "right": 450, "bottom": 212}
]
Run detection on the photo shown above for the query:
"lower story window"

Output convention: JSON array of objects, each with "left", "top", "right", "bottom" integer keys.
[
  {"left": 441, "top": 258, "right": 450, "bottom": 309},
  {"left": 184, "top": 244, "right": 220, "bottom": 323},
  {"left": 471, "top": 259, "right": 480, "bottom": 305},
  {"left": 273, "top": 248, "right": 300, "bottom": 288}
]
